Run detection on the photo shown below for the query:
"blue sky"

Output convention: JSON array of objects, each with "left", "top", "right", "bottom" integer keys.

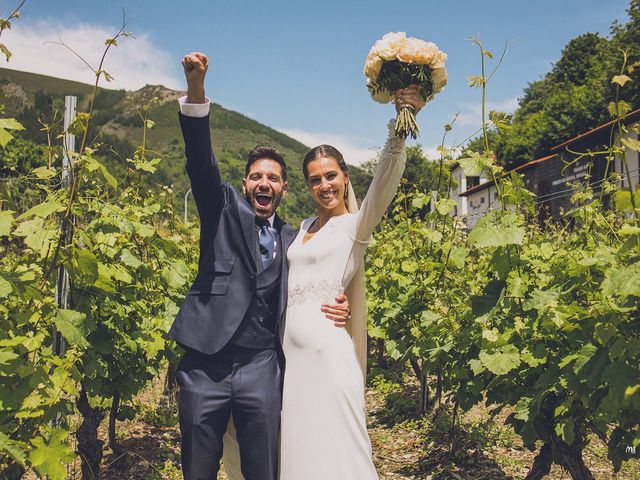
[{"left": 5, "top": 0, "right": 631, "bottom": 164}]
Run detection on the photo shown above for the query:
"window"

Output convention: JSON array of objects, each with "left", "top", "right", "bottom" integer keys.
[{"left": 467, "top": 176, "right": 480, "bottom": 188}]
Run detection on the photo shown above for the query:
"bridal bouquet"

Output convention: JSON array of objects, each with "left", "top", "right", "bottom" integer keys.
[{"left": 364, "top": 32, "right": 448, "bottom": 139}]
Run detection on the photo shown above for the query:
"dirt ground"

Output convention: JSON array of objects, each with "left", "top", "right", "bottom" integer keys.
[{"left": 24, "top": 376, "right": 639, "bottom": 479}]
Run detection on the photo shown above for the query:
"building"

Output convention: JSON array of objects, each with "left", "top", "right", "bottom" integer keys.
[{"left": 450, "top": 109, "right": 640, "bottom": 229}]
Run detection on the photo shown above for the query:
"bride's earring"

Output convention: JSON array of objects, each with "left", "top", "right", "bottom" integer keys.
[{"left": 344, "top": 181, "right": 349, "bottom": 200}]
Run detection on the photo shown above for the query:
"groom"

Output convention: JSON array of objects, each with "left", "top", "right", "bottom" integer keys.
[{"left": 168, "top": 52, "right": 350, "bottom": 480}]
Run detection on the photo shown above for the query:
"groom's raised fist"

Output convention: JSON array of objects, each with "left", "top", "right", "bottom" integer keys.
[{"left": 182, "top": 52, "right": 208, "bottom": 104}]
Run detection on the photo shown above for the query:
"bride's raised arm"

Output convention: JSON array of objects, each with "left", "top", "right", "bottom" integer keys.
[
  {"left": 353, "top": 86, "right": 425, "bottom": 242},
  {"left": 353, "top": 122, "right": 406, "bottom": 242}
]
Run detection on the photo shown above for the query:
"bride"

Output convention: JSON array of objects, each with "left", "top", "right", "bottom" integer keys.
[{"left": 278, "top": 86, "right": 425, "bottom": 479}]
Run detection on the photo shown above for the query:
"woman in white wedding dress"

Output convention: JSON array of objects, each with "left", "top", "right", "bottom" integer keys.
[{"left": 278, "top": 86, "right": 425, "bottom": 479}]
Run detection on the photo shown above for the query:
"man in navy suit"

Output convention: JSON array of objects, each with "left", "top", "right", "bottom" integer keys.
[{"left": 168, "top": 52, "right": 350, "bottom": 480}]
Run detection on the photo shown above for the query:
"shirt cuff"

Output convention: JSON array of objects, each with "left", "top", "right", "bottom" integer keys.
[{"left": 178, "top": 95, "right": 211, "bottom": 118}]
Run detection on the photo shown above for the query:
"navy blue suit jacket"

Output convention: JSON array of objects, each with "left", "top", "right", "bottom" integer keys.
[{"left": 168, "top": 113, "right": 297, "bottom": 355}]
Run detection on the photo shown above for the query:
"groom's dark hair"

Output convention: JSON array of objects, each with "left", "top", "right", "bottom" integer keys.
[{"left": 245, "top": 145, "right": 288, "bottom": 181}]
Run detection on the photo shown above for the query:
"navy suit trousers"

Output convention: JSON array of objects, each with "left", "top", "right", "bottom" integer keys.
[{"left": 176, "top": 345, "right": 281, "bottom": 480}]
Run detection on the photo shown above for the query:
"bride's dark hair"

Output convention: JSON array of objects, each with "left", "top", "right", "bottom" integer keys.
[{"left": 302, "top": 145, "right": 349, "bottom": 180}]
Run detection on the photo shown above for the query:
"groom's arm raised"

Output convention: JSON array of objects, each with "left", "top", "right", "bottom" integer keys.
[{"left": 179, "top": 52, "right": 223, "bottom": 222}]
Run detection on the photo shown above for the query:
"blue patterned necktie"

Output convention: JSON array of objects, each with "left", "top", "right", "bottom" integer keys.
[{"left": 256, "top": 218, "right": 276, "bottom": 269}]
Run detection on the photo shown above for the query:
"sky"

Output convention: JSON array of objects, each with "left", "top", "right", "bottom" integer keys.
[{"left": 2, "top": 0, "right": 632, "bottom": 165}]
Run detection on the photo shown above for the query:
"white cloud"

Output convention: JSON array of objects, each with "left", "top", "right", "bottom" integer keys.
[
  {"left": 4, "top": 20, "right": 182, "bottom": 91},
  {"left": 279, "top": 128, "right": 379, "bottom": 167},
  {"left": 456, "top": 96, "right": 519, "bottom": 128}
]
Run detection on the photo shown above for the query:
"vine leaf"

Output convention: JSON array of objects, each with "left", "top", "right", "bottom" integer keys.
[
  {"left": 0, "top": 431, "right": 26, "bottom": 466},
  {"left": 611, "top": 74, "right": 631, "bottom": 87},
  {"left": 0, "top": 117, "right": 24, "bottom": 147},
  {"left": 479, "top": 344, "right": 521, "bottom": 375},
  {"left": 469, "top": 210, "right": 525, "bottom": 248},
  {"left": 602, "top": 263, "right": 640, "bottom": 298},
  {"left": 29, "top": 429, "right": 75, "bottom": 480},
  {"left": 0, "top": 210, "right": 14, "bottom": 236},
  {"left": 54, "top": 309, "right": 90, "bottom": 348}
]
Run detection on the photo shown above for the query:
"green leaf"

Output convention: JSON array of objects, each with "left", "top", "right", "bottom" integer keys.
[
  {"left": 411, "top": 193, "right": 429, "bottom": 209},
  {"left": 469, "top": 358, "right": 485, "bottom": 375},
  {"left": 54, "top": 309, "right": 89, "bottom": 348},
  {"left": 594, "top": 322, "right": 617, "bottom": 346},
  {"left": 0, "top": 431, "right": 27, "bottom": 466},
  {"left": 13, "top": 218, "right": 55, "bottom": 256},
  {"left": 0, "top": 43, "right": 12, "bottom": 62},
  {"left": 622, "top": 137, "right": 640, "bottom": 152},
  {"left": 554, "top": 418, "right": 575, "bottom": 445},
  {"left": 448, "top": 246, "right": 468, "bottom": 269},
  {"left": 513, "top": 396, "right": 532, "bottom": 421},
  {"left": 608, "top": 100, "right": 632, "bottom": 118},
  {"left": 482, "top": 329, "right": 499, "bottom": 342},
  {"left": 619, "top": 224, "right": 640, "bottom": 236},
  {"left": 16, "top": 200, "right": 64, "bottom": 220},
  {"left": 469, "top": 210, "right": 526, "bottom": 248},
  {"left": 134, "top": 157, "right": 161, "bottom": 173},
  {"left": 471, "top": 279, "right": 505, "bottom": 316},
  {"left": 467, "top": 75, "right": 485, "bottom": 88},
  {"left": 457, "top": 151, "right": 493, "bottom": 176},
  {"left": 0, "top": 119, "right": 24, "bottom": 130},
  {"left": 435, "top": 198, "right": 456, "bottom": 216},
  {"left": 32, "top": 166, "right": 57, "bottom": 179},
  {"left": 0, "top": 350, "right": 19, "bottom": 364},
  {"left": 401, "top": 260, "right": 418, "bottom": 273},
  {"left": 612, "top": 74, "right": 631, "bottom": 87},
  {"left": 132, "top": 221, "right": 155, "bottom": 238},
  {"left": 479, "top": 344, "right": 521, "bottom": 375},
  {"left": 30, "top": 429, "right": 75, "bottom": 480},
  {"left": 85, "top": 156, "right": 117, "bottom": 188},
  {"left": 613, "top": 187, "right": 640, "bottom": 214},
  {"left": 0, "top": 210, "right": 14, "bottom": 236},
  {"left": 120, "top": 249, "right": 143, "bottom": 269},
  {"left": 0, "top": 117, "right": 24, "bottom": 147},
  {"left": 602, "top": 263, "right": 640, "bottom": 298},
  {"left": 0, "top": 275, "right": 12, "bottom": 297},
  {"left": 71, "top": 249, "right": 99, "bottom": 283}
]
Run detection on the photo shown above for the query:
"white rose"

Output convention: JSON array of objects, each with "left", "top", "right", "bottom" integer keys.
[
  {"left": 373, "top": 31, "right": 406, "bottom": 61},
  {"left": 431, "top": 67, "right": 448, "bottom": 93},
  {"left": 430, "top": 49, "right": 448, "bottom": 69},
  {"left": 364, "top": 52, "right": 383, "bottom": 80},
  {"left": 397, "top": 37, "right": 430, "bottom": 64}
]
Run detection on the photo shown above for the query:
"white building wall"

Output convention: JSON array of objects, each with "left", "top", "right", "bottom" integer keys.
[
  {"left": 615, "top": 130, "right": 639, "bottom": 191},
  {"left": 465, "top": 185, "right": 502, "bottom": 229}
]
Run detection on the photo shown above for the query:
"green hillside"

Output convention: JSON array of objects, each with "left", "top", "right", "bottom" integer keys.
[{"left": 0, "top": 68, "right": 372, "bottom": 225}]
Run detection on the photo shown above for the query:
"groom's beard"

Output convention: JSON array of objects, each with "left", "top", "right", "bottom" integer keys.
[{"left": 246, "top": 188, "right": 284, "bottom": 220}]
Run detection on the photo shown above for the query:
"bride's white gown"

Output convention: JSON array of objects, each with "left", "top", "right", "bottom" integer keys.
[{"left": 279, "top": 123, "right": 406, "bottom": 479}]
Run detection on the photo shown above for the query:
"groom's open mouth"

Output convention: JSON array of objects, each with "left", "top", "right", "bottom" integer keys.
[{"left": 255, "top": 193, "right": 273, "bottom": 208}]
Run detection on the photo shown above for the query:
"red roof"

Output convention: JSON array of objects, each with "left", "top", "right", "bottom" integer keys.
[
  {"left": 459, "top": 154, "right": 558, "bottom": 197},
  {"left": 551, "top": 107, "right": 640, "bottom": 152},
  {"left": 457, "top": 107, "right": 640, "bottom": 198}
]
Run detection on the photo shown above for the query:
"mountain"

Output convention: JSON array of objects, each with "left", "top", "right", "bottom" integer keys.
[{"left": 0, "top": 68, "right": 372, "bottom": 224}]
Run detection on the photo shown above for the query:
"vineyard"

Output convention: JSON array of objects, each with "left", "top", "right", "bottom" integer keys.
[{"left": 1, "top": 1, "right": 640, "bottom": 479}]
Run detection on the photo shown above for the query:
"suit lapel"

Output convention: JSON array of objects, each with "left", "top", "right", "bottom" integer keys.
[
  {"left": 238, "top": 198, "right": 258, "bottom": 272},
  {"left": 274, "top": 215, "right": 296, "bottom": 324}
]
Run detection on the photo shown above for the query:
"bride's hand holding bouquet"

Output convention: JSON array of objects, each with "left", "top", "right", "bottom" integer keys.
[{"left": 364, "top": 32, "right": 448, "bottom": 139}]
